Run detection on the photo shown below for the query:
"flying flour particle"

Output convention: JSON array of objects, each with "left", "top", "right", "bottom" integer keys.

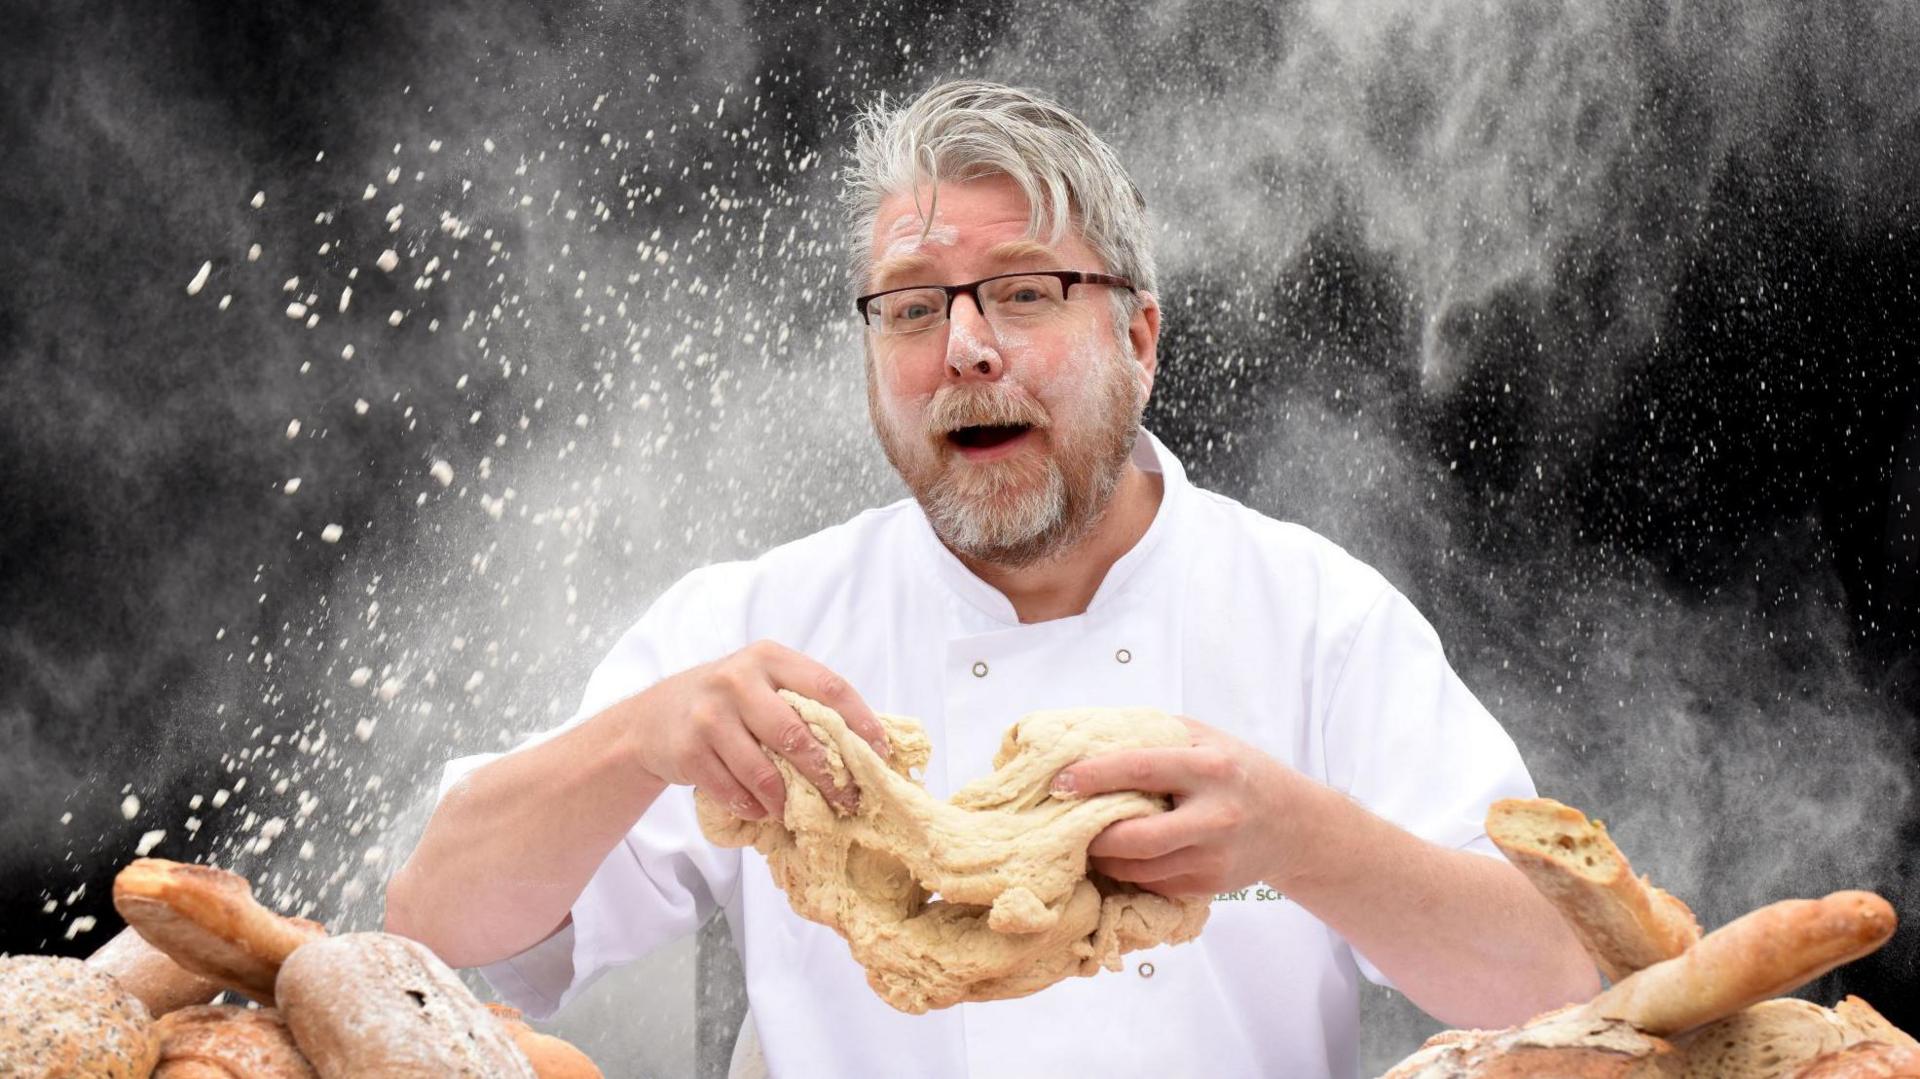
[
  {"left": 186, "top": 261, "right": 211, "bottom": 296},
  {"left": 120, "top": 795, "right": 140, "bottom": 820},
  {"left": 320, "top": 523, "right": 344, "bottom": 544},
  {"left": 430, "top": 459, "right": 454, "bottom": 486},
  {"left": 134, "top": 830, "right": 166, "bottom": 856},
  {"left": 377, "top": 249, "right": 399, "bottom": 272}
]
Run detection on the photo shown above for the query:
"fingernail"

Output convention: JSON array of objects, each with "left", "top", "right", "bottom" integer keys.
[
  {"left": 870, "top": 738, "right": 890, "bottom": 760},
  {"left": 1051, "top": 773, "right": 1076, "bottom": 796}
]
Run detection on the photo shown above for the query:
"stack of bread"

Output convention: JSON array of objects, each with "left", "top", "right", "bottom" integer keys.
[
  {"left": 1382, "top": 798, "right": 1917, "bottom": 1078},
  {"left": 0, "top": 858, "right": 603, "bottom": 1078}
]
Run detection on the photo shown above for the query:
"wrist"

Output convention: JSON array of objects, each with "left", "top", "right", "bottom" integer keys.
[
  {"left": 1261, "top": 767, "right": 1335, "bottom": 893},
  {"left": 590, "top": 691, "right": 671, "bottom": 793}
]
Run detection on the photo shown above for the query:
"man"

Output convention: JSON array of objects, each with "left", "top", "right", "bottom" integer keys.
[{"left": 386, "top": 80, "right": 1600, "bottom": 1076}]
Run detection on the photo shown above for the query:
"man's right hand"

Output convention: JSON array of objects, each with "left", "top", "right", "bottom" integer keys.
[{"left": 625, "top": 640, "right": 888, "bottom": 821}]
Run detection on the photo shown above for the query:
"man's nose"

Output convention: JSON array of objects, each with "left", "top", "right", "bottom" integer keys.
[{"left": 944, "top": 293, "right": 1003, "bottom": 381}]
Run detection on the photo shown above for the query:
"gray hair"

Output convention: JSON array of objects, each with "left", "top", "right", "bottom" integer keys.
[{"left": 842, "top": 80, "right": 1157, "bottom": 336}]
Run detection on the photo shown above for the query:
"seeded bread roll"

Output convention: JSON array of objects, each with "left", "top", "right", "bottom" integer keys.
[
  {"left": 1590, "top": 891, "right": 1897, "bottom": 1037},
  {"left": 1486, "top": 798, "right": 1701, "bottom": 982},
  {"left": 87, "top": 924, "right": 223, "bottom": 1015},
  {"left": 0, "top": 954, "right": 160, "bottom": 1078},
  {"left": 153, "top": 1005, "right": 316, "bottom": 1077},
  {"left": 485, "top": 1004, "right": 606, "bottom": 1079},
  {"left": 276, "top": 933, "right": 535, "bottom": 1078},
  {"left": 113, "top": 858, "right": 327, "bottom": 1006}
]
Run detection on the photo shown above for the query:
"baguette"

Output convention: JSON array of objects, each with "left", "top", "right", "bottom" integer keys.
[
  {"left": 113, "top": 858, "right": 327, "bottom": 1006},
  {"left": 1589, "top": 891, "right": 1896, "bottom": 1037},
  {"left": 1486, "top": 798, "right": 1701, "bottom": 982},
  {"left": 86, "top": 924, "right": 223, "bottom": 1015},
  {"left": 485, "top": 1004, "right": 605, "bottom": 1079}
]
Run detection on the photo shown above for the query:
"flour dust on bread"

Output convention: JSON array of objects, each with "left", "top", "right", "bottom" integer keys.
[
  {"left": 274, "top": 932, "right": 534, "bottom": 1078},
  {"left": 695, "top": 691, "right": 1210, "bottom": 1013},
  {"left": 113, "top": 859, "right": 327, "bottom": 1006}
]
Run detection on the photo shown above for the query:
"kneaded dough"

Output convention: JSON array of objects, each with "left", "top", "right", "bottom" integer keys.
[{"left": 694, "top": 691, "right": 1211, "bottom": 1013}]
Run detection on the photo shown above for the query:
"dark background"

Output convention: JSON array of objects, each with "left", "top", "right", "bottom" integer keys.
[{"left": 3, "top": 0, "right": 1915, "bottom": 1069}]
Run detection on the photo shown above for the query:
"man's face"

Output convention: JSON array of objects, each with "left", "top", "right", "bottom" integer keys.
[{"left": 863, "top": 174, "right": 1157, "bottom": 568}]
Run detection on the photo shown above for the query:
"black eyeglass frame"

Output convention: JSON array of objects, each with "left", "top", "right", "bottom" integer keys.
[{"left": 854, "top": 270, "right": 1136, "bottom": 327}]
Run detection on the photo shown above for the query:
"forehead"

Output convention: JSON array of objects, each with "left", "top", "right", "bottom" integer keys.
[{"left": 867, "top": 174, "right": 1098, "bottom": 286}]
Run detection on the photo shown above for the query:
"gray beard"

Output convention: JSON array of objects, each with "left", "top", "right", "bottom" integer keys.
[
  {"left": 921, "top": 442, "right": 1118, "bottom": 568},
  {"left": 871, "top": 349, "right": 1143, "bottom": 570}
]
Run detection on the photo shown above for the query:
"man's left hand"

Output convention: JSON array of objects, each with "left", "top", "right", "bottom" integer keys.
[{"left": 1050, "top": 717, "right": 1299, "bottom": 897}]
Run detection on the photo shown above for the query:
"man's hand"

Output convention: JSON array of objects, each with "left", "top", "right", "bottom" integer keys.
[
  {"left": 628, "top": 640, "right": 888, "bottom": 821},
  {"left": 1049, "top": 717, "right": 1298, "bottom": 897}
]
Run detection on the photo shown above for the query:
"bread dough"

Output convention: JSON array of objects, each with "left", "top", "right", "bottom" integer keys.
[{"left": 694, "top": 691, "right": 1210, "bottom": 1014}]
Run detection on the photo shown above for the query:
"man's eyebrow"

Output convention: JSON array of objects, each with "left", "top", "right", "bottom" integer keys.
[
  {"left": 983, "top": 239, "right": 1059, "bottom": 266},
  {"left": 870, "top": 251, "right": 939, "bottom": 290}
]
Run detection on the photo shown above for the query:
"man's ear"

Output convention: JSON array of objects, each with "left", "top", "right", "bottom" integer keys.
[{"left": 1129, "top": 291, "right": 1161, "bottom": 404}]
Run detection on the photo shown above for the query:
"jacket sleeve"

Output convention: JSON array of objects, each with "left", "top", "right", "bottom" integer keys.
[
  {"left": 1317, "top": 584, "right": 1537, "bottom": 989},
  {"left": 433, "top": 564, "right": 747, "bottom": 1018}
]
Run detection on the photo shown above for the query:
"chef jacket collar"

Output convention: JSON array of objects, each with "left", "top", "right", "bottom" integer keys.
[{"left": 909, "top": 427, "right": 1190, "bottom": 627}]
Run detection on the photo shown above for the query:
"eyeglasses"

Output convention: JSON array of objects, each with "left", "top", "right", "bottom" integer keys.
[{"left": 854, "top": 270, "right": 1135, "bottom": 337}]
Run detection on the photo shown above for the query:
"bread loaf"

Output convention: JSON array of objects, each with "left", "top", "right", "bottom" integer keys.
[
  {"left": 1381, "top": 1005, "right": 1680, "bottom": 1079},
  {"left": 1590, "top": 892, "right": 1897, "bottom": 1037},
  {"left": 485, "top": 1004, "right": 605, "bottom": 1079},
  {"left": 1486, "top": 798, "right": 1701, "bottom": 982},
  {"left": 152, "top": 1004, "right": 316, "bottom": 1077},
  {"left": 1832, "top": 997, "right": 1919, "bottom": 1051},
  {"left": 1795, "top": 1042, "right": 1920, "bottom": 1079},
  {"left": 0, "top": 954, "right": 160, "bottom": 1078},
  {"left": 113, "top": 858, "right": 327, "bottom": 1005},
  {"left": 86, "top": 924, "right": 223, "bottom": 1015},
  {"left": 276, "top": 932, "right": 535, "bottom": 1078},
  {"left": 1674, "top": 998, "right": 1852, "bottom": 1078}
]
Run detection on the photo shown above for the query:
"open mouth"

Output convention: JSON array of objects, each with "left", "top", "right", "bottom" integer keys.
[{"left": 947, "top": 424, "right": 1033, "bottom": 450}]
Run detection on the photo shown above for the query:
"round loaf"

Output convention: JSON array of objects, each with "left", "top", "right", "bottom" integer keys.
[
  {"left": 153, "top": 1005, "right": 316, "bottom": 1077},
  {"left": 1675, "top": 998, "right": 1849, "bottom": 1078},
  {"left": 1797, "top": 1043, "right": 1920, "bottom": 1079},
  {"left": 276, "top": 932, "right": 535, "bottom": 1078},
  {"left": 0, "top": 954, "right": 160, "bottom": 1078}
]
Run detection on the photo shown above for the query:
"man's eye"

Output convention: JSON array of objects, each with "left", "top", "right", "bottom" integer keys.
[
  {"left": 1007, "top": 288, "right": 1043, "bottom": 304},
  {"left": 898, "top": 303, "right": 935, "bottom": 320}
]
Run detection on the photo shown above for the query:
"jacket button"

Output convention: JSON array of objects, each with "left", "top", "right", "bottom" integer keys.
[
  {"left": 1115, "top": 648, "right": 1132, "bottom": 664},
  {"left": 972, "top": 661, "right": 989, "bottom": 678},
  {"left": 1138, "top": 961, "right": 1155, "bottom": 978}
]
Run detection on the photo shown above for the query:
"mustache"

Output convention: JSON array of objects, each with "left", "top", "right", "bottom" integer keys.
[{"left": 923, "top": 385, "right": 1050, "bottom": 437}]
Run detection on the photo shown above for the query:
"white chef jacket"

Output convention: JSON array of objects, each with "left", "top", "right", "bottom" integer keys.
[{"left": 440, "top": 429, "right": 1535, "bottom": 1079}]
